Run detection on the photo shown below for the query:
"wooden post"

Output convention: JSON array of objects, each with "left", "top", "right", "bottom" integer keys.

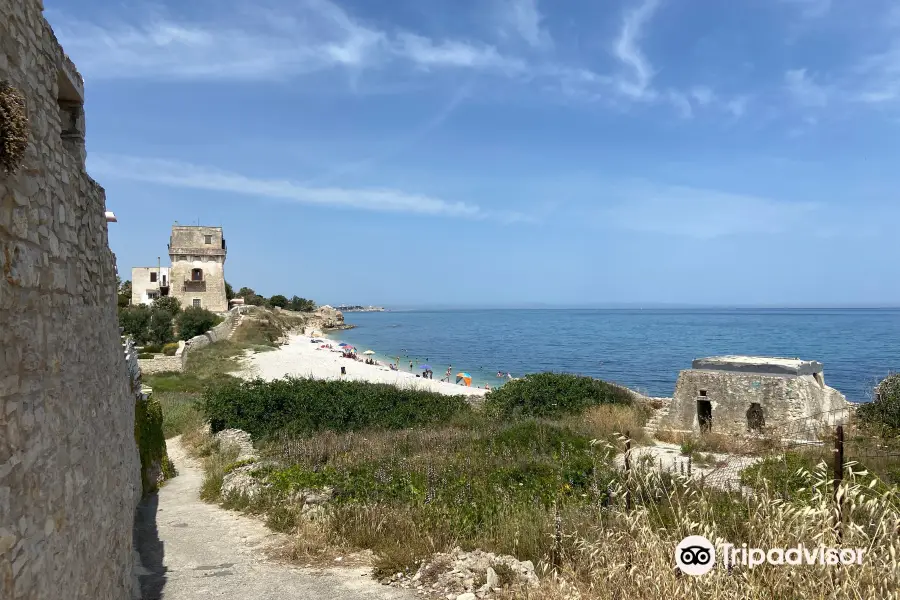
[
  {"left": 833, "top": 425, "right": 844, "bottom": 541},
  {"left": 625, "top": 432, "right": 632, "bottom": 512}
]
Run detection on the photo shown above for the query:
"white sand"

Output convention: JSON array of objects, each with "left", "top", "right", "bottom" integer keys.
[{"left": 238, "top": 331, "right": 489, "bottom": 397}]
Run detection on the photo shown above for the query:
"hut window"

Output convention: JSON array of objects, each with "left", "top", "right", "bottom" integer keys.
[
  {"left": 205, "top": 235, "right": 212, "bottom": 244},
  {"left": 699, "top": 390, "right": 707, "bottom": 397},
  {"left": 191, "top": 268, "right": 203, "bottom": 281}
]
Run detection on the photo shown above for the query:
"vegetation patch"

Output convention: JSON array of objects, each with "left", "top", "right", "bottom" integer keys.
[
  {"left": 177, "top": 306, "right": 223, "bottom": 340},
  {"left": 858, "top": 373, "right": 900, "bottom": 436},
  {"left": 134, "top": 396, "right": 175, "bottom": 494},
  {"left": 202, "top": 377, "right": 470, "bottom": 439},
  {"left": 484, "top": 372, "right": 634, "bottom": 419}
]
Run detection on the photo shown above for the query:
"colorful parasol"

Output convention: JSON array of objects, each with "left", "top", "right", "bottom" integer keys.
[{"left": 456, "top": 372, "right": 472, "bottom": 386}]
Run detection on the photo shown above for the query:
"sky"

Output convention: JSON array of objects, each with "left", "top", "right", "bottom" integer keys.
[{"left": 47, "top": 0, "right": 900, "bottom": 307}]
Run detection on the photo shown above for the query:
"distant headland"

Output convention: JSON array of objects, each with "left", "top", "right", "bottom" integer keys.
[{"left": 335, "top": 305, "right": 386, "bottom": 312}]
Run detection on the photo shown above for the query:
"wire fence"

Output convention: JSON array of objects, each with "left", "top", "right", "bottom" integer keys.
[{"left": 627, "top": 405, "right": 900, "bottom": 499}]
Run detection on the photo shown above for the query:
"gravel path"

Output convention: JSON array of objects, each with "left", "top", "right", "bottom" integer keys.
[{"left": 134, "top": 436, "right": 415, "bottom": 600}]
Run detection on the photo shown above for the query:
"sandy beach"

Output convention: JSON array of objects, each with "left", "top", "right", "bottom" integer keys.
[{"left": 239, "top": 330, "right": 489, "bottom": 397}]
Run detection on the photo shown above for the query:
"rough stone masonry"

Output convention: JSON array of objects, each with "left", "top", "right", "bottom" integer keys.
[{"left": 1, "top": 1, "right": 142, "bottom": 599}]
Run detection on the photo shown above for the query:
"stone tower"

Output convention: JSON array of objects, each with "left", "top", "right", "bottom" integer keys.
[{"left": 168, "top": 225, "right": 227, "bottom": 312}]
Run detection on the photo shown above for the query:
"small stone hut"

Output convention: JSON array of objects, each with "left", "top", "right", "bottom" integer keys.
[{"left": 660, "top": 356, "right": 848, "bottom": 437}]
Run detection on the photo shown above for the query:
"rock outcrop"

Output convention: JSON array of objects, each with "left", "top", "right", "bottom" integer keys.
[{"left": 387, "top": 548, "right": 539, "bottom": 597}]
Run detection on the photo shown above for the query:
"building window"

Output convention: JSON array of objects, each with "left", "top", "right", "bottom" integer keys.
[
  {"left": 205, "top": 235, "right": 212, "bottom": 244},
  {"left": 699, "top": 390, "right": 707, "bottom": 397},
  {"left": 147, "top": 291, "right": 160, "bottom": 300},
  {"left": 150, "top": 272, "right": 157, "bottom": 282},
  {"left": 193, "top": 299, "right": 201, "bottom": 308},
  {"left": 191, "top": 268, "right": 203, "bottom": 281}
]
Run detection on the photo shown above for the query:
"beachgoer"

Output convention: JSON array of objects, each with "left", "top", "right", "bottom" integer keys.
[
  {"left": 409, "top": 361, "right": 413, "bottom": 370},
  {"left": 507, "top": 372, "right": 513, "bottom": 380},
  {"left": 444, "top": 366, "right": 452, "bottom": 382},
  {"left": 497, "top": 371, "right": 503, "bottom": 378},
  {"left": 485, "top": 383, "right": 491, "bottom": 391}
]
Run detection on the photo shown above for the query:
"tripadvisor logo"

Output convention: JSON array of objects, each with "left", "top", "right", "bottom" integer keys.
[
  {"left": 675, "top": 536, "right": 867, "bottom": 576},
  {"left": 676, "top": 536, "right": 716, "bottom": 576}
]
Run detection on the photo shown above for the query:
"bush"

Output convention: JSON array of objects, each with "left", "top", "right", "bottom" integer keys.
[
  {"left": 162, "top": 342, "right": 180, "bottom": 356},
  {"left": 484, "top": 372, "right": 634, "bottom": 419},
  {"left": 141, "top": 344, "right": 163, "bottom": 354},
  {"left": 858, "top": 373, "right": 900, "bottom": 435},
  {"left": 268, "top": 294, "right": 289, "bottom": 309},
  {"left": 137, "top": 353, "right": 155, "bottom": 360},
  {"left": 152, "top": 296, "right": 182, "bottom": 316},
  {"left": 134, "top": 397, "right": 175, "bottom": 494},
  {"left": 119, "top": 305, "right": 152, "bottom": 343},
  {"left": 289, "top": 296, "right": 316, "bottom": 312},
  {"left": 202, "top": 377, "right": 469, "bottom": 439},
  {"left": 177, "top": 307, "right": 223, "bottom": 340}
]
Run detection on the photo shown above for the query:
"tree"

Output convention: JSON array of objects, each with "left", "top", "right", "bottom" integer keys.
[
  {"left": 117, "top": 279, "right": 132, "bottom": 309},
  {"left": 151, "top": 296, "right": 181, "bottom": 316},
  {"left": 147, "top": 309, "right": 176, "bottom": 345},
  {"left": 177, "top": 307, "right": 222, "bottom": 340},
  {"left": 269, "top": 294, "right": 289, "bottom": 308},
  {"left": 226, "top": 281, "right": 235, "bottom": 300},
  {"left": 119, "top": 305, "right": 151, "bottom": 342},
  {"left": 289, "top": 296, "right": 316, "bottom": 312},
  {"left": 236, "top": 285, "right": 265, "bottom": 306}
]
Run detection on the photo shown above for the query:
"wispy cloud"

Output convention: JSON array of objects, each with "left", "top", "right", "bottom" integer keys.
[
  {"left": 612, "top": 0, "right": 660, "bottom": 101},
  {"left": 89, "top": 154, "right": 486, "bottom": 218},
  {"left": 395, "top": 33, "right": 525, "bottom": 73},
  {"left": 495, "top": 0, "right": 552, "bottom": 49},
  {"left": 785, "top": 68, "right": 830, "bottom": 107},
  {"left": 601, "top": 183, "right": 820, "bottom": 238},
  {"left": 854, "top": 44, "right": 900, "bottom": 103}
]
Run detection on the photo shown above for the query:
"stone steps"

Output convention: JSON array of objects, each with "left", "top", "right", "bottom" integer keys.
[{"left": 643, "top": 397, "right": 673, "bottom": 435}]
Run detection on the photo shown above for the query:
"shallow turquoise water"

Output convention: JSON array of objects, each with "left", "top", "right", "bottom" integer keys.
[{"left": 332, "top": 308, "right": 900, "bottom": 401}]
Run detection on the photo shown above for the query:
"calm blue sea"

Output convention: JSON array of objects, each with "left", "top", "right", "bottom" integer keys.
[{"left": 331, "top": 309, "right": 900, "bottom": 402}]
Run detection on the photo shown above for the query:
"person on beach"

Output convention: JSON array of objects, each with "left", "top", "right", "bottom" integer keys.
[
  {"left": 497, "top": 371, "right": 503, "bottom": 378},
  {"left": 444, "top": 366, "right": 452, "bottom": 382},
  {"left": 409, "top": 361, "right": 413, "bottom": 370},
  {"left": 507, "top": 372, "right": 513, "bottom": 380}
]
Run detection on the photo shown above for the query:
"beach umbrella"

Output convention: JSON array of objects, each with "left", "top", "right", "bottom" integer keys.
[
  {"left": 338, "top": 342, "right": 349, "bottom": 347},
  {"left": 456, "top": 372, "right": 472, "bottom": 386},
  {"left": 364, "top": 350, "right": 375, "bottom": 355},
  {"left": 419, "top": 364, "right": 432, "bottom": 370}
]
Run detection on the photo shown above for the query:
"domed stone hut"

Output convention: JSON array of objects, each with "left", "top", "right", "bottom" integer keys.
[{"left": 659, "top": 356, "right": 849, "bottom": 437}]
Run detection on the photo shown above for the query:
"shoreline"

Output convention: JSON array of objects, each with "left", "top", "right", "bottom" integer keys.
[{"left": 239, "top": 329, "right": 489, "bottom": 398}]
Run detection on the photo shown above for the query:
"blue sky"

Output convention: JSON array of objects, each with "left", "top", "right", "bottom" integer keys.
[{"left": 48, "top": 0, "right": 900, "bottom": 307}]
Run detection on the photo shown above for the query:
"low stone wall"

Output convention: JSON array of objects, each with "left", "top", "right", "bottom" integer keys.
[
  {"left": 138, "top": 356, "right": 183, "bottom": 374},
  {"left": 179, "top": 306, "right": 247, "bottom": 367}
]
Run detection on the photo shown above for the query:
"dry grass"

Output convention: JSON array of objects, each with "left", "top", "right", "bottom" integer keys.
[
  {"left": 563, "top": 404, "right": 650, "bottom": 446},
  {"left": 500, "top": 468, "right": 900, "bottom": 599},
  {"left": 654, "top": 429, "right": 776, "bottom": 456}
]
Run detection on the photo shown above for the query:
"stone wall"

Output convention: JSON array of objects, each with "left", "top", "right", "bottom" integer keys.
[
  {"left": 0, "top": 2, "right": 141, "bottom": 598},
  {"left": 138, "top": 355, "right": 184, "bottom": 375}
]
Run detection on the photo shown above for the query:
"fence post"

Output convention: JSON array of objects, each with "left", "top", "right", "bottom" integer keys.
[
  {"left": 833, "top": 424, "right": 844, "bottom": 542},
  {"left": 624, "top": 432, "right": 632, "bottom": 512}
]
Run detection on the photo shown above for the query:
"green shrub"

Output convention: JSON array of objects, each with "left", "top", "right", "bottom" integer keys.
[
  {"left": 134, "top": 397, "right": 174, "bottom": 494},
  {"left": 858, "top": 373, "right": 900, "bottom": 435},
  {"left": 119, "top": 305, "right": 152, "bottom": 343},
  {"left": 484, "top": 372, "right": 633, "bottom": 419},
  {"left": 162, "top": 342, "right": 180, "bottom": 356},
  {"left": 177, "top": 307, "right": 223, "bottom": 340},
  {"left": 152, "top": 296, "right": 182, "bottom": 316},
  {"left": 138, "top": 353, "right": 155, "bottom": 360},
  {"left": 141, "top": 344, "right": 163, "bottom": 354},
  {"left": 268, "top": 294, "right": 289, "bottom": 308},
  {"left": 202, "top": 377, "right": 469, "bottom": 439}
]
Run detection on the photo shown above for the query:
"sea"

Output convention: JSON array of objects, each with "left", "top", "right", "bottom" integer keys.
[{"left": 332, "top": 308, "right": 900, "bottom": 402}]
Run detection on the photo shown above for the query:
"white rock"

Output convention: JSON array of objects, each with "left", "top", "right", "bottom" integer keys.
[
  {"left": 485, "top": 566, "right": 498, "bottom": 589},
  {"left": 456, "top": 594, "right": 476, "bottom": 600}
]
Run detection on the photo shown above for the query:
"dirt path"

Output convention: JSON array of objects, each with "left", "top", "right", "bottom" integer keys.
[{"left": 134, "top": 437, "right": 415, "bottom": 600}]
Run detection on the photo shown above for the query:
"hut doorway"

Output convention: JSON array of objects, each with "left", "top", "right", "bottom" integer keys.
[{"left": 697, "top": 399, "right": 712, "bottom": 432}]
